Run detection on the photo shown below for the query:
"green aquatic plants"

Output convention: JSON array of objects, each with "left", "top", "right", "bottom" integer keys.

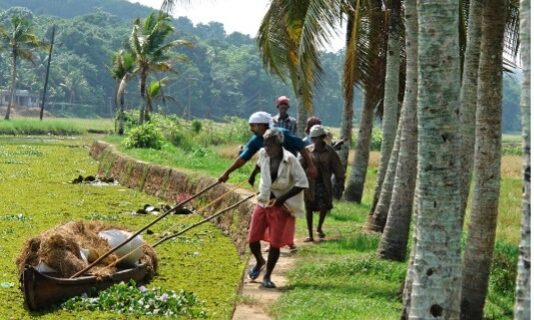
[
  {"left": 62, "top": 280, "right": 207, "bottom": 318},
  {"left": 0, "top": 136, "right": 244, "bottom": 319}
]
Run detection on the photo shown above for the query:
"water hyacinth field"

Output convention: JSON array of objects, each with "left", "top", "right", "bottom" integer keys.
[{"left": 0, "top": 136, "right": 244, "bottom": 319}]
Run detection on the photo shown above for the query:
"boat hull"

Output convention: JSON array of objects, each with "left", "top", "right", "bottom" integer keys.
[{"left": 21, "top": 264, "right": 153, "bottom": 311}]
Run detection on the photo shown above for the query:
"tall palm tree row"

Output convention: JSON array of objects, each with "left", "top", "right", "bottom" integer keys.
[
  {"left": 407, "top": 1, "right": 463, "bottom": 318},
  {"left": 377, "top": 0, "right": 418, "bottom": 261},
  {"left": 513, "top": 0, "right": 530, "bottom": 317},
  {"left": 460, "top": 1, "right": 508, "bottom": 319},
  {"left": 0, "top": 15, "right": 47, "bottom": 120},
  {"left": 128, "top": 12, "right": 190, "bottom": 124}
]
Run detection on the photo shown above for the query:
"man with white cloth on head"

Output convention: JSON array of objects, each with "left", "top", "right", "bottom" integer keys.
[{"left": 218, "top": 111, "right": 317, "bottom": 183}]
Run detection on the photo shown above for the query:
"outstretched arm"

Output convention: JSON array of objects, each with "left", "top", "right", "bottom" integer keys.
[{"left": 218, "top": 157, "right": 247, "bottom": 182}]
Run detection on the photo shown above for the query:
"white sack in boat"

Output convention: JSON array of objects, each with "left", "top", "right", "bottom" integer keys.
[{"left": 98, "top": 229, "right": 143, "bottom": 266}]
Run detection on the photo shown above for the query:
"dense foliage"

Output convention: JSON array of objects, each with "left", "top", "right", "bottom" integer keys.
[
  {"left": 0, "top": 0, "right": 522, "bottom": 131},
  {"left": 62, "top": 280, "right": 207, "bottom": 318}
]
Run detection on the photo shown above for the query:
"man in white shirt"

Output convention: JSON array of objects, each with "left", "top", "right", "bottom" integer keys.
[{"left": 247, "top": 129, "right": 308, "bottom": 288}]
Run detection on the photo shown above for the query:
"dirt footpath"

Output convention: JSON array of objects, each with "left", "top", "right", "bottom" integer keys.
[{"left": 233, "top": 240, "right": 302, "bottom": 320}]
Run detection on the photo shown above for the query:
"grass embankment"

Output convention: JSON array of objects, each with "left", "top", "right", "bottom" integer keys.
[
  {"left": 0, "top": 136, "right": 243, "bottom": 319},
  {"left": 109, "top": 134, "right": 521, "bottom": 320},
  {"left": 0, "top": 118, "right": 114, "bottom": 135},
  {"left": 105, "top": 135, "right": 257, "bottom": 188}
]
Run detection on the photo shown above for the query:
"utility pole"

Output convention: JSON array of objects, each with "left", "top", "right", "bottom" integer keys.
[{"left": 40, "top": 25, "right": 56, "bottom": 120}]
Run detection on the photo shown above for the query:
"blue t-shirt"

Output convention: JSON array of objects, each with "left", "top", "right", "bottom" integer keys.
[{"left": 239, "top": 128, "right": 306, "bottom": 161}]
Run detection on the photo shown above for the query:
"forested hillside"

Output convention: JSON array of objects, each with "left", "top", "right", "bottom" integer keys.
[{"left": 0, "top": 0, "right": 522, "bottom": 131}]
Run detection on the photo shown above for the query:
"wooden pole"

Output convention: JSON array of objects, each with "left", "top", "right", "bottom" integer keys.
[{"left": 70, "top": 181, "right": 219, "bottom": 278}]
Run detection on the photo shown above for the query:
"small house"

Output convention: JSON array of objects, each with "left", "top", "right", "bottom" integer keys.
[{"left": 0, "top": 89, "right": 39, "bottom": 107}]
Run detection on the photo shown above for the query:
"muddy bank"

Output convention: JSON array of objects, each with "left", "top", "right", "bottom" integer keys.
[{"left": 90, "top": 140, "right": 254, "bottom": 256}]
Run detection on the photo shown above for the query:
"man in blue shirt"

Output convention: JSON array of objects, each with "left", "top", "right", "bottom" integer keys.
[{"left": 218, "top": 111, "right": 317, "bottom": 183}]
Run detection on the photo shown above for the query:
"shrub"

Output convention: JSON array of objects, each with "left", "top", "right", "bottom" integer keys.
[
  {"left": 123, "top": 110, "right": 141, "bottom": 131},
  {"left": 168, "top": 128, "right": 194, "bottom": 151},
  {"left": 490, "top": 241, "right": 519, "bottom": 295},
  {"left": 371, "top": 128, "right": 383, "bottom": 151},
  {"left": 502, "top": 145, "right": 522, "bottom": 156},
  {"left": 191, "top": 119, "right": 202, "bottom": 133},
  {"left": 122, "top": 122, "right": 165, "bottom": 149},
  {"left": 62, "top": 280, "right": 207, "bottom": 318}
]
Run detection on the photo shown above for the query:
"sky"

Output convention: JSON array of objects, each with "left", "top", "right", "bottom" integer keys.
[{"left": 126, "top": 0, "right": 345, "bottom": 52}]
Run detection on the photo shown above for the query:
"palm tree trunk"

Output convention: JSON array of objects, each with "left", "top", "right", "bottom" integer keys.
[
  {"left": 139, "top": 72, "right": 147, "bottom": 124},
  {"left": 5, "top": 55, "right": 17, "bottom": 120},
  {"left": 370, "top": 2, "right": 401, "bottom": 214},
  {"left": 295, "top": 72, "right": 307, "bottom": 138},
  {"left": 377, "top": 0, "right": 418, "bottom": 261},
  {"left": 117, "top": 74, "right": 130, "bottom": 135},
  {"left": 344, "top": 92, "right": 374, "bottom": 203},
  {"left": 296, "top": 98, "right": 307, "bottom": 138},
  {"left": 338, "top": 2, "right": 360, "bottom": 172},
  {"left": 460, "top": 1, "right": 507, "bottom": 318},
  {"left": 338, "top": 96, "right": 354, "bottom": 173},
  {"left": 408, "top": 1, "right": 462, "bottom": 319},
  {"left": 365, "top": 118, "right": 401, "bottom": 231},
  {"left": 145, "top": 90, "right": 153, "bottom": 122},
  {"left": 458, "top": 0, "right": 484, "bottom": 224},
  {"left": 514, "top": 1, "right": 530, "bottom": 317},
  {"left": 401, "top": 194, "right": 418, "bottom": 320},
  {"left": 40, "top": 25, "right": 55, "bottom": 121}
]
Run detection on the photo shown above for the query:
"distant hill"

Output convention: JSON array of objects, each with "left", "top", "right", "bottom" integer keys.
[{"left": 0, "top": 0, "right": 151, "bottom": 20}]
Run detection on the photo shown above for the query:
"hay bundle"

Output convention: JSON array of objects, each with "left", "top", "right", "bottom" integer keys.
[{"left": 16, "top": 221, "right": 158, "bottom": 278}]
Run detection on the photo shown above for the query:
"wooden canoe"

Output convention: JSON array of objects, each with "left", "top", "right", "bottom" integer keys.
[{"left": 20, "top": 263, "right": 154, "bottom": 311}]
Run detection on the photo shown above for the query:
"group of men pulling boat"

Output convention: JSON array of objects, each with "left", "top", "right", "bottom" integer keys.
[
  {"left": 219, "top": 96, "right": 344, "bottom": 289},
  {"left": 17, "top": 95, "right": 345, "bottom": 307}
]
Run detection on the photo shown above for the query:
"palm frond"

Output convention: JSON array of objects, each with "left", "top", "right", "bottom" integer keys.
[{"left": 257, "top": 0, "right": 292, "bottom": 80}]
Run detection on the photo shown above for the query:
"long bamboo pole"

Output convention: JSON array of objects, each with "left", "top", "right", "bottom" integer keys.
[{"left": 70, "top": 181, "right": 219, "bottom": 278}]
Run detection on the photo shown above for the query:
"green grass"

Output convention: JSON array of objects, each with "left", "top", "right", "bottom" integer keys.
[
  {"left": 104, "top": 135, "right": 256, "bottom": 188},
  {"left": 0, "top": 118, "right": 114, "bottom": 135},
  {"left": 0, "top": 136, "right": 243, "bottom": 319}
]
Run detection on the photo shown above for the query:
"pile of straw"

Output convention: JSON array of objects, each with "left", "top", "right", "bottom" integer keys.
[{"left": 16, "top": 221, "right": 158, "bottom": 278}]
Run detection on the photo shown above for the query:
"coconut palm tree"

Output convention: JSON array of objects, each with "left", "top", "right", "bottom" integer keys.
[
  {"left": 460, "top": 1, "right": 510, "bottom": 318},
  {"left": 458, "top": 0, "right": 483, "bottom": 222},
  {"left": 111, "top": 49, "right": 135, "bottom": 135},
  {"left": 343, "top": 1, "right": 387, "bottom": 203},
  {"left": 256, "top": 0, "right": 342, "bottom": 137},
  {"left": 368, "top": 0, "right": 402, "bottom": 213},
  {"left": 146, "top": 77, "right": 175, "bottom": 112},
  {"left": 365, "top": 120, "right": 401, "bottom": 231},
  {"left": 0, "top": 15, "right": 47, "bottom": 120},
  {"left": 514, "top": 1, "right": 530, "bottom": 318},
  {"left": 377, "top": 0, "right": 418, "bottom": 260},
  {"left": 407, "top": 1, "right": 463, "bottom": 318},
  {"left": 129, "top": 12, "right": 190, "bottom": 124}
]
